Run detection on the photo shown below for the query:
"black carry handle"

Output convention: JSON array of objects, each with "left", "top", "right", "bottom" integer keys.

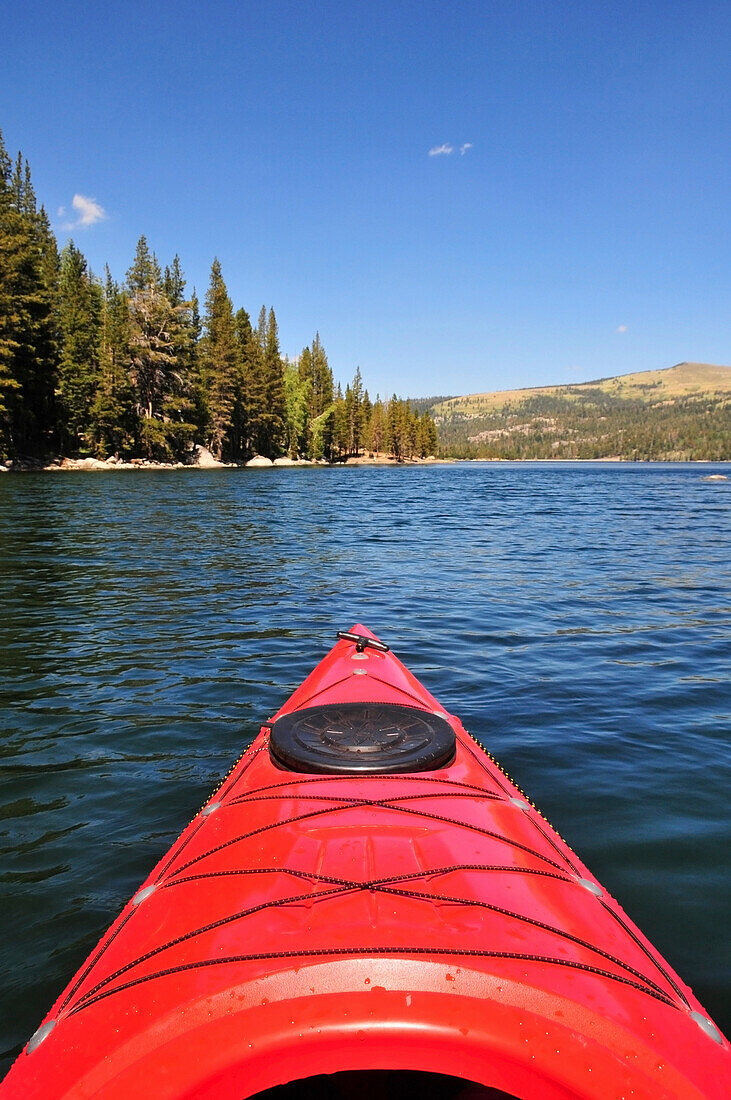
[{"left": 336, "top": 630, "right": 390, "bottom": 653}]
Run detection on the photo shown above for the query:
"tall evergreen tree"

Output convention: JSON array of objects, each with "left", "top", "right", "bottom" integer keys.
[
  {"left": 159, "top": 256, "right": 199, "bottom": 456},
  {"left": 361, "top": 388, "right": 372, "bottom": 449},
  {"left": 298, "top": 333, "right": 335, "bottom": 459},
  {"left": 310, "top": 333, "right": 334, "bottom": 416},
  {"left": 283, "top": 359, "right": 311, "bottom": 458},
  {"left": 126, "top": 235, "right": 161, "bottom": 294},
  {"left": 386, "top": 395, "right": 402, "bottom": 459},
  {"left": 332, "top": 381, "right": 348, "bottom": 458},
  {"left": 0, "top": 134, "right": 58, "bottom": 456},
  {"left": 232, "top": 307, "right": 262, "bottom": 459},
  {"left": 90, "top": 268, "right": 136, "bottom": 456},
  {"left": 125, "top": 236, "right": 190, "bottom": 456},
  {"left": 249, "top": 306, "right": 286, "bottom": 457},
  {"left": 200, "top": 259, "right": 237, "bottom": 460},
  {"left": 366, "top": 398, "right": 385, "bottom": 455},
  {"left": 57, "top": 241, "right": 101, "bottom": 452},
  {"left": 419, "top": 409, "right": 438, "bottom": 456},
  {"left": 263, "top": 308, "right": 286, "bottom": 456},
  {"left": 163, "top": 255, "right": 186, "bottom": 305},
  {"left": 346, "top": 367, "right": 364, "bottom": 454},
  {"left": 0, "top": 133, "right": 20, "bottom": 454}
]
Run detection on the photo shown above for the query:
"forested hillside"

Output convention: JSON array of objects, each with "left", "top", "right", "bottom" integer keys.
[
  {"left": 431, "top": 364, "right": 731, "bottom": 461},
  {"left": 0, "top": 131, "right": 437, "bottom": 465}
]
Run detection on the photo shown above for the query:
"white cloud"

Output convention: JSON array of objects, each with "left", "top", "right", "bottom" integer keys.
[
  {"left": 59, "top": 193, "right": 107, "bottom": 230},
  {"left": 428, "top": 142, "right": 473, "bottom": 158},
  {"left": 72, "top": 193, "right": 106, "bottom": 226},
  {"left": 616, "top": 324, "right": 628, "bottom": 334}
]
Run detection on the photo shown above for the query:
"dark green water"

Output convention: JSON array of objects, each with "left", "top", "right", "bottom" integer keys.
[{"left": 1, "top": 462, "right": 729, "bottom": 1071}]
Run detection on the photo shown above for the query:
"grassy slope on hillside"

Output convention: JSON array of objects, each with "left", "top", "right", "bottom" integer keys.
[{"left": 430, "top": 363, "right": 731, "bottom": 461}]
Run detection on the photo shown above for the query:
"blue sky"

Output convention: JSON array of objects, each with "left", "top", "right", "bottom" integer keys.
[{"left": 3, "top": 1, "right": 730, "bottom": 397}]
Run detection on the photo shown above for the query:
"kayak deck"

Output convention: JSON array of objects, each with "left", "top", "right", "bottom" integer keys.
[{"left": 2, "top": 626, "right": 728, "bottom": 1099}]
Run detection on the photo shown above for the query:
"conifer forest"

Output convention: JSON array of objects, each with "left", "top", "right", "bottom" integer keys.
[{"left": 0, "top": 132, "right": 437, "bottom": 466}]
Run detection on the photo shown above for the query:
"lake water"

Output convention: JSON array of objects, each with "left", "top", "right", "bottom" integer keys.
[{"left": 1, "top": 461, "right": 729, "bottom": 1070}]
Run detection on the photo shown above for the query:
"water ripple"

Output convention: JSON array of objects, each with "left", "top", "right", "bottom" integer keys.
[{"left": 0, "top": 462, "right": 729, "bottom": 1067}]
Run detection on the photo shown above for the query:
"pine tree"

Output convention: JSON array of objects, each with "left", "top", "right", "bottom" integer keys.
[
  {"left": 232, "top": 307, "right": 263, "bottom": 459},
  {"left": 246, "top": 306, "right": 268, "bottom": 457},
  {"left": 251, "top": 306, "right": 286, "bottom": 458},
  {"left": 344, "top": 383, "right": 355, "bottom": 455},
  {"left": 298, "top": 333, "right": 335, "bottom": 459},
  {"left": 284, "top": 359, "right": 311, "bottom": 458},
  {"left": 419, "top": 409, "right": 438, "bottom": 457},
  {"left": 200, "top": 259, "right": 237, "bottom": 460},
  {"left": 0, "top": 135, "right": 58, "bottom": 456},
  {"left": 361, "top": 389, "right": 372, "bottom": 448},
  {"left": 90, "top": 268, "right": 136, "bottom": 456},
  {"left": 57, "top": 241, "right": 102, "bottom": 452},
  {"left": 332, "top": 382, "right": 348, "bottom": 459},
  {"left": 125, "top": 236, "right": 190, "bottom": 457},
  {"left": 187, "top": 289, "right": 207, "bottom": 438},
  {"left": 311, "top": 333, "right": 334, "bottom": 415},
  {"left": 386, "top": 395, "right": 402, "bottom": 459},
  {"left": 0, "top": 132, "right": 20, "bottom": 454},
  {"left": 163, "top": 255, "right": 185, "bottom": 305},
  {"left": 159, "top": 257, "right": 198, "bottom": 457},
  {"left": 347, "top": 367, "right": 364, "bottom": 454},
  {"left": 126, "top": 235, "right": 161, "bottom": 295},
  {"left": 366, "top": 398, "right": 385, "bottom": 455}
]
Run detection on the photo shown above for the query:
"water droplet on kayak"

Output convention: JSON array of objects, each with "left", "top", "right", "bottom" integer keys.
[
  {"left": 27, "top": 1020, "right": 55, "bottom": 1053},
  {"left": 510, "top": 797, "right": 530, "bottom": 810},
  {"left": 690, "top": 1012, "right": 723, "bottom": 1044},
  {"left": 201, "top": 801, "right": 221, "bottom": 816},
  {"left": 131, "top": 885, "right": 156, "bottom": 906},
  {"left": 577, "top": 878, "right": 603, "bottom": 897}
]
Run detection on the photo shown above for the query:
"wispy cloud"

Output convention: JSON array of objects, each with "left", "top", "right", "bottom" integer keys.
[
  {"left": 616, "top": 324, "right": 628, "bottom": 334},
  {"left": 428, "top": 142, "right": 473, "bottom": 158},
  {"left": 58, "top": 193, "right": 107, "bottom": 230}
]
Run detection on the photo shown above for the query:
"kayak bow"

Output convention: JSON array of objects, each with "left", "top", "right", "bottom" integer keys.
[{"left": 2, "top": 626, "right": 728, "bottom": 1099}]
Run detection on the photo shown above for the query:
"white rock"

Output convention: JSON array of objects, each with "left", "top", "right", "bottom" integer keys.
[
  {"left": 193, "top": 445, "right": 225, "bottom": 468},
  {"left": 77, "top": 457, "right": 109, "bottom": 470},
  {"left": 246, "top": 455, "right": 274, "bottom": 467}
]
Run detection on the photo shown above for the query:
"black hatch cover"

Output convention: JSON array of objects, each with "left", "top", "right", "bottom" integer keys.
[{"left": 269, "top": 702, "right": 456, "bottom": 774}]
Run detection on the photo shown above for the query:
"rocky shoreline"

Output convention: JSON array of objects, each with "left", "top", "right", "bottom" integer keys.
[
  {"left": 1, "top": 451, "right": 727, "bottom": 474},
  {"left": 0, "top": 447, "right": 446, "bottom": 473}
]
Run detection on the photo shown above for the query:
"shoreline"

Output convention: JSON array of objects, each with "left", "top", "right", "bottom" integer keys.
[{"left": 1, "top": 454, "right": 729, "bottom": 473}]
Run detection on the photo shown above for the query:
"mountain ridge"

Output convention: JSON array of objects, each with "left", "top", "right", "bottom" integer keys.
[
  {"left": 428, "top": 363, "right": 730, "bottom": 461},
  {"left": 430, "top": 362, "right": 731, "bottom": 416}
]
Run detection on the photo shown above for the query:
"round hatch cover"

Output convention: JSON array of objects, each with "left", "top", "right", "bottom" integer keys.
[{"left": 269, "top": 703, "right": 456, "bottom": 774}]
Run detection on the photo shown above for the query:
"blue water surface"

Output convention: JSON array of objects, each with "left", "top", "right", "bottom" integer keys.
[{"left": 0, "top": 462, "right": 729, "bottom": 1069}]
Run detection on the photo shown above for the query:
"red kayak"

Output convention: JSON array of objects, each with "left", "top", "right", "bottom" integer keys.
[{"left": 2, "top": 626, "right": 728, "bottom": 1099}]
